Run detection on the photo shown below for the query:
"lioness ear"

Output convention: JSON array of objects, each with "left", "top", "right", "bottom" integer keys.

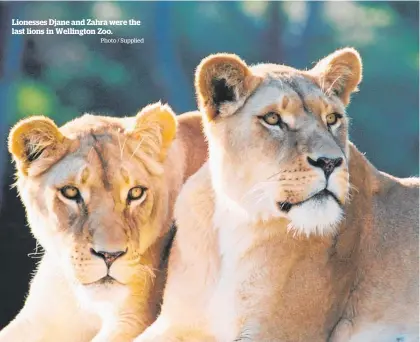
[
  {"left": 310, "top": 48, "right": 362, "bottom": 105},
  {"left": 8, "top": 116, "right": 68, "bottom": 176},
  {"left": 130, "top": 102, "right": 177, "bottom": 161},
  {"left": 195, "top": 53, "right": 262, "bottom": 120}
]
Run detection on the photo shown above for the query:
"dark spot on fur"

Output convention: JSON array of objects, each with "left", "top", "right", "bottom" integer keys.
[
  {"left": 159, "top": 222, "right": 177, "bottom": 270},
  {"left": 332, "top": 87, "right": 342, "bottom": 97},
  {"left": 278, "top": 202, "right": 293, "bottom": 212},
  {"left": 24, "top": 139, "right": 46, "bottom": 162},
  {"left": 212, "top": 78, "right": 235, "bottom": 114}
]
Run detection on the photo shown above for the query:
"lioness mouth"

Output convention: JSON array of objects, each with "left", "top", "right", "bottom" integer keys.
[
  {"left": 97, "top": 275, "right": 116, "bottom": 284},
  {"left": 85, "top": 275, "right": 123, "bottom": 286},
  {"left": 278, "top": 189, "right": 341, "bottom": 213}
]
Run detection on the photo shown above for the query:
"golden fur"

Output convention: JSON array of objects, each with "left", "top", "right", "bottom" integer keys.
[
  {"left": 0, "top": 103, "right": 207, "bottom": 342},
  {"left": 135, "top": 49, "right": 419, "bottom": 342}
]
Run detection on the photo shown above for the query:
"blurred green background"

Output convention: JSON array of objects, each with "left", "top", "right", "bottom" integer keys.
[{"left": 0, "top": 1, "right": 418, "bottom": 328}]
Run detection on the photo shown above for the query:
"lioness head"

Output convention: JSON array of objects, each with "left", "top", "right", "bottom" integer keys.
[
  {"left": 196, "top": 48, "right": 362, "bottom": 235},
  {"left": 9, "top": 103, "right": 177, "bottom": 295}
]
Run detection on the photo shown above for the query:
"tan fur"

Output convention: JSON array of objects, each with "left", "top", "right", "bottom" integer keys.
[
  {"left": 0, "top": 103, "right": 207, "bottom": 342},
  {"left": 135, "top": 50, "right": 418, "bottom": 342}
]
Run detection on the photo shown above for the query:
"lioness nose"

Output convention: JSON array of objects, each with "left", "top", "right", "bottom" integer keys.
[
  {"left": 307, "top": 156, "right": 343, "bottom": 178},
  {"left": 90, "top": 248, "right": 127, "bottom": 268}
]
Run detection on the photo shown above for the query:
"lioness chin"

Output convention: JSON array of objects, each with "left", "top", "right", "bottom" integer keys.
[
  {"left": 0, "top": 103, "right": 207, "bottom": 342},
  {"left": 135, "top": 49, "right": 419, "bottom": 342}
]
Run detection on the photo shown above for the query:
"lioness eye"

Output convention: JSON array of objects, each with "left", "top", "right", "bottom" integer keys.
[
  {"left": 60, "top": 186, "right": 80, "bottom": 200},
  {"left": 326, "top": 113, "right": 342, "bottom": 126},
  {"left": 127, "top": 186, "right": 147, "bottom": 202},
  {"left": 261, "top": 112, "right": 281, "bottom": 126}
]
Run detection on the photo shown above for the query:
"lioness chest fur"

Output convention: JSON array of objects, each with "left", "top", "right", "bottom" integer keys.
[
  {"left": 135, "top": 50, "right": 418, "bottom": 342},
  {"left": 0, "top": 104, "right": 207, "bottom": 342}
]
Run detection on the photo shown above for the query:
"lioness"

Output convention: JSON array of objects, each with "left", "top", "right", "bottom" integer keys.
[
  {"left": 0, "top": 103, "right": 207, "bottom": 342},
  {"left": 135, "top": 49, "right": 419, "bottom": 342}
]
